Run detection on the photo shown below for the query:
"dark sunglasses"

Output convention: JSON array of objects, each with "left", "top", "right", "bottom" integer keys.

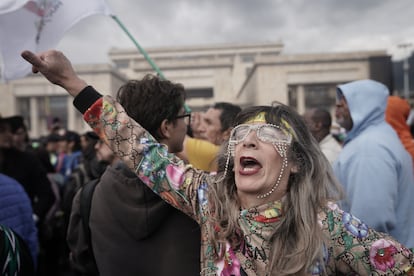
[{"left": 174, "top": 113, "right": 191, "bottom": 124}]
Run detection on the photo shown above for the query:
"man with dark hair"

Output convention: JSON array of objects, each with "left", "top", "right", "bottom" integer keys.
[
  {"left": 178, "top": 102, "right": 241, "bottom": 171},
  {"left": 302, "top": 108, "right": 342, "bottom": 164},
  {"left": 5, "top": 115, "right": 30, "bottom": 151},
  {"left": 115, "top": 76, "right": 189, "bottom": 153},
  {"left": 68, "top": 74, "right": 200, "bottom": 276},
  {"left": 199, "top": 102, "right": 242, "bottom": 145}
]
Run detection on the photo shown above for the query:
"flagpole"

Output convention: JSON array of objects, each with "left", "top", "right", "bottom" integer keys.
[
  {"left": 111, "top": 15, "right": 165, "bottom": 80},
  {"left": 111, "top": 15, "right": 191, "bottom": 113},
  {"left": 0, "top": 55, "right": 4, "bottom": 82}
]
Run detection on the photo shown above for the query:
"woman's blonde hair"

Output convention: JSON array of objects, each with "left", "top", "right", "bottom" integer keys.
[{"left": 207, "top": 103, "right": 343, "bottom": 275}]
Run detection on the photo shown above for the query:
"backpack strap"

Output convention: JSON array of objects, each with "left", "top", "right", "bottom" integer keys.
[{"left": 79, "top": 178, "right": 100, "bottom": 274}]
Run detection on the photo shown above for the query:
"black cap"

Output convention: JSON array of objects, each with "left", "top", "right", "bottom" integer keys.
[
  {"left": 0, "top": 115, "right": 26, "bottom": 133},
  {"left": 46, "top": 133, "right": 64, "bottom": 143},
  {"left": 6, "top": 116, "right": 26, "bottom": 133},
  {"left": 65, "top": 130, "right": 80, "bottom": 143}
]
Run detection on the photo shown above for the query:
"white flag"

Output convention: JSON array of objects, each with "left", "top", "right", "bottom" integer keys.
[
  {"left": 0, "top": 0, "right": 29, "bottom": 14},
  {"left": 0, "top": 0, "right": 113, "bottom": 81}
]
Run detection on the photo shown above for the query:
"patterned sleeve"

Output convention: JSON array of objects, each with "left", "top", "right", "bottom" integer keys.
[
  {"left": 319, "top": 202, "right": 414, "bottom": 275},
  {"left": 83, "top": 95, "right": 209, "bottom": 223}
]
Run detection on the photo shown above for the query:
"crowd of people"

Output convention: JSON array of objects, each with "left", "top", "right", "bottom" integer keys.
[
  {"left": 1, "top": 48, "right": 414, "bottom": 275},
  {"left": 0, "top": 112, "right": 107, "bottom": 275}
]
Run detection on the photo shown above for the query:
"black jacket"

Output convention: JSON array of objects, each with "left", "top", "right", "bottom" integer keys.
[{"left": 0, "top": 148, "right": 55, "bottom": 223}]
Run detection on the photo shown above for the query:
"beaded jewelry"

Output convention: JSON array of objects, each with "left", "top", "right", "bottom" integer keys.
[{"left": 256, "top": 142, "right": 289, "bottom": 199}]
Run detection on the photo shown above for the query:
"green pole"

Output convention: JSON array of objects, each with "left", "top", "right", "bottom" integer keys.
[
  {"left": 111, "top": 15, "right": 191, "bottom": 113},
  {"left": 111, "top": 15, "right": 165, "bottom": 79}
]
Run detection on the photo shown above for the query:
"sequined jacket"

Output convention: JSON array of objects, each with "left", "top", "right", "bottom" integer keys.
[{"left": 74, "top": 86, "right": 414, "bottom": 275}]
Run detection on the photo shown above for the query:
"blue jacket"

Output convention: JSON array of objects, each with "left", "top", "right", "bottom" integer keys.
[
  {"left": 0, "top": 173, "right": 38, "bottom": 264},
  {"left": 333, "top": 79, "right": 414, "bottom": 248}
]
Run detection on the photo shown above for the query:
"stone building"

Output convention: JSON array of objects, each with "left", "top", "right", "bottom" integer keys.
[
  {"left": 0, "top": 63, "right": 127, "bottom": 138},
  {"left": 0, "top": 42, "right": 392, "bottom": 138}
]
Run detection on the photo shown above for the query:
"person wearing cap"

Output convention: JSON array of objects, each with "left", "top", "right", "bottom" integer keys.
[
  {"left": 34, "top": 133, "right": 62, "bottom": 174},
  {"left": 4, "top": 115, "right": 30, "bottom": 152},
  {"left": 58, "top": 130, "right": 82, "bottom": 182}
]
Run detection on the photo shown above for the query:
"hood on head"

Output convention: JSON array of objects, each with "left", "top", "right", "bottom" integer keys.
[
  {"left": 386, "top": 96, "right": 410, "bottom": 129},
  {"left": 385, "top": 95, "right": 413, "bottom": 145},
  {"left": 337, "top": 79, "right": 389, "bottom": 141}
]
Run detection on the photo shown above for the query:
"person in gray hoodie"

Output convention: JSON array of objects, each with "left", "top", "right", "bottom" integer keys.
[
  {"left": 333, "top": 79, "right": 414, "bottom": 248},
  {"left": 68, "top": 75, "right": 199, "bottom": 276}
]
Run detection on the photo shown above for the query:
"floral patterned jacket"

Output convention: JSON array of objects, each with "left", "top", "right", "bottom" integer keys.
[{"left": 77, "top": 87, "right": 414, "bottom": 275}]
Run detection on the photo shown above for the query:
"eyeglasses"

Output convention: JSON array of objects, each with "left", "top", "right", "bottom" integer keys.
[
  {"left": 174, "top": 112, "right": 191, "bottom": 125},
  {"left": 229, "top": 123, "right": 292, "bottom": 145}
]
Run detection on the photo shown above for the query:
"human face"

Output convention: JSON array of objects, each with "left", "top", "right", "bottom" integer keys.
[
  {"left": 302, "top": 110, "right": 318, "bottom": 137},
  {"left": 335, "top": 97, "right": 353, "bottom": 131},
  {"left": 165, "top": 109, "right": 189, "bottom": 153},
  {"left": 231, "top": 123, "right": 294, "bottom": 207},
  {"left": 57, "top": 139, "right": 68, "bottom": 154},
  {"left": 46, "top": 141, "right": 58, "bottom": 153},
  {"left": 199, "top": 108, "right": 225, "bottom": 145}
]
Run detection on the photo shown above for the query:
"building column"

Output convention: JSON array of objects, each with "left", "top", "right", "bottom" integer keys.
[
  {"left": 297, "top": 85, "right": 306, "bottom": 114},
  {"left": 67, "top": 96, "right": 75, "bottom": 130}
]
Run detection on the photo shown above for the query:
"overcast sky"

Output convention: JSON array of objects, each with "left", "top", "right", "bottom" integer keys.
[{"left": 57, "top": 0, "right": 414, "bottom": 65}]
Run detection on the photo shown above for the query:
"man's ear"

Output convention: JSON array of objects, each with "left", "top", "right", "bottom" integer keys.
[
  {"left": 221, "top": 128, "right": 232, "bottom": 143},
  {"left": 158, "top": 119, "right": 171, "bottom": 139}
]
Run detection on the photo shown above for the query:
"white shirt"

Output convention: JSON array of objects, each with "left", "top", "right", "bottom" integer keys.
[{"left": 320, "top": 134, "right": 342, "bottom": 165}]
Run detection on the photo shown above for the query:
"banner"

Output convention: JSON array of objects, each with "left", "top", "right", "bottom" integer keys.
[
  {"left": 0, "top": 0, "right": 29, "bottom": 14},
  {"left": 0, "top": 0, "right": 113, "bottom": 81}
]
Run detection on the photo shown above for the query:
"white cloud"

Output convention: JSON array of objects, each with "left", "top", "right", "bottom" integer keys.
[{"left": 56, "top": 0, "right": 414, "bottom": 64}]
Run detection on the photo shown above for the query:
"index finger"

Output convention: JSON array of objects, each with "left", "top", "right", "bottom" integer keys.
[{"left": 21, "top": 50, "right": 42, "bottom": 73}]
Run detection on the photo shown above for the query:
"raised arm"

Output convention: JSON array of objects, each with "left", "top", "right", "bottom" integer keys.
[{"left": 21, "top": 50, "right": 208, "bottom": 223}]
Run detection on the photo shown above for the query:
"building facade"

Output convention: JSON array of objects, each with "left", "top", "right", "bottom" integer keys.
[
  {"left": 0, "top": 42, "right": 392, "bottom": 138},
  {"left": 109, "top": 42, "right": 391, "bottom": 113}
]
